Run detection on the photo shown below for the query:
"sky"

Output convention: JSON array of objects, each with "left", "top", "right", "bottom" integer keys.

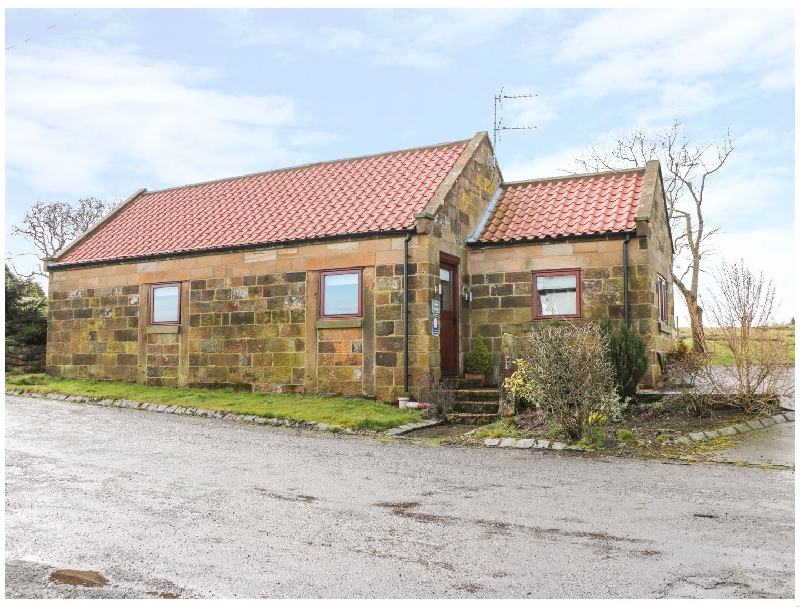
[{"left": 4, "top": 8, "right": 795, "bottom": 326}]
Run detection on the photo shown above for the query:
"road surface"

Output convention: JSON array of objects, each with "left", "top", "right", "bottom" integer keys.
[{"left": 5, "top": 395, "right": 795, "bottom": 599}]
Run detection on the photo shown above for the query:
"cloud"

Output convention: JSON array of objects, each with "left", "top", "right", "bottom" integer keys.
[
  {"left": 5, "top": 37, "right": 334, "bottom": 198},
  {"left": 217, "top": 9, "right": 519, "bottom": 71},
  {"left": 528, "top": 9, "right": 793, "bottom": 119},
  {"left": 501, "top": 144, "right": 589, "bottom": 182},
  {"left": 694, "top": 228, "right": 795, "bottom": 325}
]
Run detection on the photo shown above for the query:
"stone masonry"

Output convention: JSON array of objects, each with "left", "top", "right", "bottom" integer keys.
[{"left": 46, "top": 136, "right": 671, "bottom": 399}]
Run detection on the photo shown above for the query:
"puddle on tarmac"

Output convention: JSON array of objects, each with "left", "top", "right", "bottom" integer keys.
[
  {"left": 402, "top": 424, "right": 476, "bottom": 439},
  {"left": 50, "top": 569, "right": 108, "bottom": 587}
]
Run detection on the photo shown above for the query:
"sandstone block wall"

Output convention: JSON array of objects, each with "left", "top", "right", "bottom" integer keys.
[
  {"left": 635, "top": 164, "right": 675, "bottom": 385},
  {"left": 5, "top": 343, "right": 46, "bottom": 373},
  {"left": 47, "top": 284, "right": 141, "bottom": 381},
  {"left": 413, "top": 135, "right": 502, "bottom": 382},
  {"left": 48, "top": 235, "right": 439, "bottom": 401},
  {"left": 467, "top": 235, "right": 671, "bottom": 387}
]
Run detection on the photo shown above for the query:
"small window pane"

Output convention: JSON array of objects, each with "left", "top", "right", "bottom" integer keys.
[
  {"left": 440, "top": 268, "right": 452, "bottom": 312},
  {"left": 537, "top": 274, "right": 576, "bottom": 291},
  {"left": 324, "top": 272, "right": 360, "bottom": 316},
  {"left": 539, "top": 291, "right": 577, "bottom": 316},
  {"left": 534, "top": 271, "right": 579, "bottom": 318},
  {"left": 152, "top": 285, "right": 180, "bottom": 323},
  {"left": 658, "top": 276, "right": 668, "bottom": 323}
]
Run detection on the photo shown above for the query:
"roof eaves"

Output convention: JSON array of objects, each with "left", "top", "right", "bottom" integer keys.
[
  {"left": 468, "top": 229, "right": 637, "bottom": 248},
  {"left": 48, "top": 228, "right": 416, "bottom": 270}
]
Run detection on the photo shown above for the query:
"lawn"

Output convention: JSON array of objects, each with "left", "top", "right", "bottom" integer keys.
[{"left": 5, "top": 374, "right": 423, "bottom": 432}]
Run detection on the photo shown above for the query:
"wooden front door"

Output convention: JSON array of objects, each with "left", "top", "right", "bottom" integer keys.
[{"left": 439, "top": 257, "right": 459, "bottom": 377}]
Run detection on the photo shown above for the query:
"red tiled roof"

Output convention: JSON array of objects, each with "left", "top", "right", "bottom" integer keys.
[
  {"left": 475, "top": 168, "right": 646, "bottom": 243},
  {"left": 57, "top": 140, "right": 470, "bottom": 265}
]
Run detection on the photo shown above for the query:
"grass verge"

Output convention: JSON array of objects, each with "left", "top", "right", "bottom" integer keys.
[{"left": 5, "top": 374, "right": 423, "bottom": 432}]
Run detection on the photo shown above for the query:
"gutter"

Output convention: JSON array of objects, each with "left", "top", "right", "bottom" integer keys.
[
  {"left": 48, "top": 229, "right": 416, "bottom": 271},
  {"left": 403, "top": 231, "right": 413, "bottom": 393}
]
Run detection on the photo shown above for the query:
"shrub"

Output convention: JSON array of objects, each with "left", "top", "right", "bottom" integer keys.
[
  {"left": 661, "top": 261, "right": 793, "bottom": 418},
  {"left": 704, "top": 260, "right": 793, "bottom": 416},
  {"left": 504, "top": 322, "right": 622, "bottom": 440},
  {"left": 413, "top": 376, "right": 456, "bottom": 419},
  {"left": 465, "top": 334, "right": 493, "bottom": 376},
  {"left": 5, "top": 266, "right": 47, "bottom": 346},
  {"left": 503, "top": 358, "right": 537, "bottom": 404},
  {"left": 600, "top": 316, "right": 648, "bottom": 399}
]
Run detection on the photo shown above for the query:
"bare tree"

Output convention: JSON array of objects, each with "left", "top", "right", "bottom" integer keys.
[
  {"left": 8, "top": 197, "right": 112, "bottom": 280},
  {"left": 575, "top": 120, "right": 734, "bottom": 353},
  {"left": 704, "top": 260, "right": 793, "bottom": 415}
]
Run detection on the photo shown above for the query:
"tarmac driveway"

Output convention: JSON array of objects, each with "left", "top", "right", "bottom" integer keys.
[{"left": 5, "top": 395, "right": 795, "bottom": 599}]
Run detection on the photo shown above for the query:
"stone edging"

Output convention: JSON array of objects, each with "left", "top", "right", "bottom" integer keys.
[
  {"left": 483, "top": 411, "right": 795, "bottom": 451},
  {"left": 385, "top": 419, "right": 443, "bottom": 436},
  {"left": 483, "top": 437, "right": 586, "bottom": 451},
  {"left": 662, "top": 411, "right": 794, "bottom": 445},
  {"left": 5, "top": 389, "right": 393, "bottom": 437}
]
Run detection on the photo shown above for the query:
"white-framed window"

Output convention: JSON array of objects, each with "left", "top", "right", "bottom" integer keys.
[
  {"left": 320, "top": 269, "right": 363, "bottom": 319},
  {"left": 150, "top": 283, "right": 181, "bottom": 325},
  {"left": 532, "top": 269, "right": 581, "bottom": 320}
]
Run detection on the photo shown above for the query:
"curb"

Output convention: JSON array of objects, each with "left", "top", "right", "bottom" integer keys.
[
  {"left": 5, "top": 389, "right": 408, "bottom": 438},
  {"left": 662, "top": 411, "right": 794, "bottom": 446},
  {"left": 385, "top": 419, "right": 443, "bottom": 436},
  {"left": 483, "top": 437, "right": 585, "bottom": 452},
  {"left": 481, "top": 410, "right": 795, "bottom": 450}
]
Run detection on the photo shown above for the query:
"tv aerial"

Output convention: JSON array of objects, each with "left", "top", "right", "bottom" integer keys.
[{"left": 493, "top": 87, "right": 537, "bottom": 163}]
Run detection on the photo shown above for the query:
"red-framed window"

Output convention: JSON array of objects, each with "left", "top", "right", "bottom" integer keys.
[
  {"left": 532, "top": 269, "right": 582, "bottom": 320},
  {"left": 320, "top": 268, "right": 363, "bottom": 319},
  {"left": 149, "top": 282, "right": 181, "bottom": 325},
  {"left": 657, "top": 274, "right": 668, "bottom": 324}
]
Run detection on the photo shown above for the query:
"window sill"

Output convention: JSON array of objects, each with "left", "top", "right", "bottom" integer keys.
[
  {"left": 316, "top": 319, "right": 363, "bottom": 329},
  {"left": 658, "top": 322, "right": 671, "bottom": 335},
  {"left": 146, "top": 325, "right": 180, "bottom": 334}
]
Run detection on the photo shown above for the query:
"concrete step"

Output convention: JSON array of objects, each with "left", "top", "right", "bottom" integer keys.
[
  {"left": 455, "top": 389, "right": 500, "bottom": 403},
  {"left": 451, "top": 401, "right": 500, "bottom": 415},
  {"left": 445, "top": 413, "right": 500, "bottom": 425},
  {"left": 444, "top": 378, "right": 496, "bottom": 390}
]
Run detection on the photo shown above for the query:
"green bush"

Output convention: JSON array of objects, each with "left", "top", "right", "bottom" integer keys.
[
  {"left": 5, "top": 266, "right": 47, "bottom": 346},
  {"left": 465, "top": 334, "right": 493, "bottom": 375},
  {"left": 600, "top": 316, "right": 648, "bottom": 400}
]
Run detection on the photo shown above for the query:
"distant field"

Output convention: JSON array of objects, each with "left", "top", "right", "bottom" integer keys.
[{"left": 677, "top": 324, "right": 795, "bottom": 366}]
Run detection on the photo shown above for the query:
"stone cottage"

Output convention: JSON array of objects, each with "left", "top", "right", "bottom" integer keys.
[{"left": 46, "top": 131, "right": 674, "bottom": 400}]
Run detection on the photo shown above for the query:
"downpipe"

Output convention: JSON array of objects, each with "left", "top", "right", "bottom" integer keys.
[
  {"left": 623, "top": 233, "right": 631, "bottom": 327},
  {"left": 403, "top": 231, "right": 413, "bottom": 393}
]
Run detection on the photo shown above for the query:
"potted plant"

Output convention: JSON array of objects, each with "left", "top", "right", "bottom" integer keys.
[{"left": 464, "top": 334, "right": 493, "bottom": 386}]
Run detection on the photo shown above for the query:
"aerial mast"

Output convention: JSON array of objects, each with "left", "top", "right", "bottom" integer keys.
[{"left": 493, "top": 87, "right": 537, "bottom": 166}]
